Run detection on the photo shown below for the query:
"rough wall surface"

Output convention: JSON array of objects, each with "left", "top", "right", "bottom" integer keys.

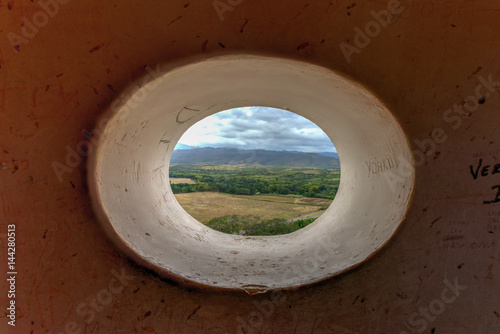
[{"left": 1, "top": 0, "right": 499, "bottom": 333}]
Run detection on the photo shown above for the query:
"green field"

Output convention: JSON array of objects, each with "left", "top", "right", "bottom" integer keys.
[{"left": 170, "top": 165, "right": 340, "bottom": 235}]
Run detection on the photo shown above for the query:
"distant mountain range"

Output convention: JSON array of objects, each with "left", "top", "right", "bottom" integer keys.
[
  {"left": 174, "top": 144, "right": 339, "bottom": 159},
  {"left": 171, "top": 147, "right": 340, "bottom": 169},
  {"left": 315, "top": 151, "right": 339, "bottom": 159}
]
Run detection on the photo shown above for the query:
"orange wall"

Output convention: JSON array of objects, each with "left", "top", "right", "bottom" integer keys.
[{"left": 1, "top": 0, "right": 499, "bottom": 333}]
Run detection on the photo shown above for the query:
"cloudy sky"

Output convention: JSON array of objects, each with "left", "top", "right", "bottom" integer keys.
[{"left": 175, "top": 107, "right": 336, "bottom": 153}]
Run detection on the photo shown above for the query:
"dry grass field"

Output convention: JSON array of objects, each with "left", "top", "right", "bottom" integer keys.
[
  {"left": 174, "top": 192, "right": 332, "bottom": 223},
  {"left": 169, "top": 178, "right": 196, "bottom": 184}
]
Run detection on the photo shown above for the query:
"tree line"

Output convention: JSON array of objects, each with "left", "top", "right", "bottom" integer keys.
[
  {"left": 205, "top": 215, "right": 317, "bottom": 236},
  {"left": 169, "top": 165, "right": 340, "bottom": 199}
]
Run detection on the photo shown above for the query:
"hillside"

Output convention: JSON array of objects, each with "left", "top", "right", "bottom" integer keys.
[
  {"left": 171, "top": 147, "right": 340, "bottom": 169},
  {"left": 316, "top": 151, "right": 339, "bottom": 159}
]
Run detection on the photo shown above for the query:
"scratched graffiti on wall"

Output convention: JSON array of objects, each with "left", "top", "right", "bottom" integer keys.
[
  {"left": 469, "top": 158, "right": 500, "bottom": 204},
  {"left": 366, "top": 154, "right": 399, "bottom": 177}
]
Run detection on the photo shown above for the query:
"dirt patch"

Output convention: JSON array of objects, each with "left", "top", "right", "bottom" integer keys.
[
  {"left": 170, "top": 178, "right": 195, "bottom": 184},
  {"left": 297, "top": 197, "right": 331, "bottom": 205}
]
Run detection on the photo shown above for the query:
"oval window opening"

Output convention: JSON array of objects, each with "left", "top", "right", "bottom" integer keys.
[
  {"left": 88, "top": 55, "right": 414, "bottom": 291},
  {"left": 169, "top": 107, "right": 341, "bottom": 236}
]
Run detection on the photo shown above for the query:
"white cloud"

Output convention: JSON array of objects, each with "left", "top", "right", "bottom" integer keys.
[{"left": 176, "top": 107, "right": 336, "bottom": 152}]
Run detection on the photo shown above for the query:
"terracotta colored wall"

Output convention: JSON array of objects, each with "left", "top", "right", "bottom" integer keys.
[{"left": 1, "top": 0, "right": 499, "bottom": 333}]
